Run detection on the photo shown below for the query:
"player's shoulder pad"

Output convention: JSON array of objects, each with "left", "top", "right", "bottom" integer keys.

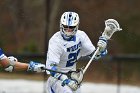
[
  {"left": 76, "top": 30, "right": 88, "bottom": 38},
  {"left": 49, "top": 32, "right": 61, "bottom": 43},
  {"left": 77, "top": 30, "right": 87, "bottom": 35}
]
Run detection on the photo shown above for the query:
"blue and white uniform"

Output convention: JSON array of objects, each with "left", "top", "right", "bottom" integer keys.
[
  {"left": 46, "top": 30, "right": 95, "bottom": 93},
  {"left": 45, "top": 11, "right": 108, "bottom": 93}
]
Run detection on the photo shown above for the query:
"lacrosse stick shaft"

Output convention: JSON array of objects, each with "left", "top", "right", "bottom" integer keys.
[
  {"left": 83, "top": 47, "right": 100, "bottom": 74},
  {"left": 83, "top": 19, "right": 122, "bottom": 74},
  {"left": 41, "top": 67, "right": 68, "bottom": 75}
]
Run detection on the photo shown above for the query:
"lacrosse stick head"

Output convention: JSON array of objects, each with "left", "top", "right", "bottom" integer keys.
[{"left": 102, "top": 19, "right": 122, "bottom": 40}]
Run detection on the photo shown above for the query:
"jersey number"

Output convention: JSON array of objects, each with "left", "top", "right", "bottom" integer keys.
[{"left": 66, "top": 49, "right": 80, "bottom": 67}]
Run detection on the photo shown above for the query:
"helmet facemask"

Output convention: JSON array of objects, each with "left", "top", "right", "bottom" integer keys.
[{"left": 60, "top": 24, "right": 79, "bottom": 40}]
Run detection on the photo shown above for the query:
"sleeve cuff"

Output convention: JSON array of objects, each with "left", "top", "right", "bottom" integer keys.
[{"left": 0, "top": 54, "right": 7, "bottom": 60}]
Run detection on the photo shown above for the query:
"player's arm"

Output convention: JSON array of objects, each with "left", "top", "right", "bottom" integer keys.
[
  {"left": 88, "top": 36, "right": 108, "bottom": 60},
  {"left": 0, "top": 48, "right": 10, "bottom": 67},
  {"left": 0, "top": 54, "right": 28, "bottom": 71},
  {"left": 80, "top": 31, "right": 107, "bottom": 60},
  {"left": 5, "top": 56, "right": 45, "bottom": 72},
  {"left": 4, "top": 56, "right": 29, "bottom": 71},
  {"left": 0, "top": 59, "right": 10, "bottom": 68},
  {"left": 12, "top": 61, "right": 28, "bottom": 71},
  {"left": 0, "top": 48, "right": 45, "bottom": 72}
]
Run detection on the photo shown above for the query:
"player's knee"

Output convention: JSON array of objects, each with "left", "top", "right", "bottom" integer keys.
[{"left": 62, "top": 86, "right": 73, "bottom": 93}]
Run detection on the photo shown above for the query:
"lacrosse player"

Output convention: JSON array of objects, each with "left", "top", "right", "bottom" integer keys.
[
  {"left": 0, "top": 48, "right": 45, "bottom": 72},
  {"left": 45, "top": 11, "right": 109, "bottom": 93}
]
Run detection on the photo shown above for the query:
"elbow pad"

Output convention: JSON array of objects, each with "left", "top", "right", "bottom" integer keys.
[{"left": 4, "top": 56, "right": 17, "bottom": 72}]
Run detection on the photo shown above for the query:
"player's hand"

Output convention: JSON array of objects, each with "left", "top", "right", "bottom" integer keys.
[
  {"left": 68, "top": 68, "right": 84, "bottom": 84},
  {"left": 28, "top": 61, "right": 45, "bottom": 73},
  {"left": 97, "top": 36, "right": 107, "bottom": 52},
  {"left": 62, "top": 79, "right": 79, "bottom": 91}
]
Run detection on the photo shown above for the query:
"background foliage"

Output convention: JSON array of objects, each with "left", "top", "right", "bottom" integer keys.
[{"left": 0, "top": 0, "right": 140, "bottom": 54}]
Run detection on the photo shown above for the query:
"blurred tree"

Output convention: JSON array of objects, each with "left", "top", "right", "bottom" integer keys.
[{"left": 0, "top": 0, "right": 140, "bottom": 54}]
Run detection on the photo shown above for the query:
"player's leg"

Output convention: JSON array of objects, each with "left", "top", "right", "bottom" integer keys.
[
  {"left": 53, "top": 80, "right": 73, "bottom": 93},
  {"left": 74, "top": 87, "right": 81, "bottom": 93},
  {"left": 45, "top": 76, "right": 56, "bottom": 93},
  {"left": 46, "top": 76, "right": 74, "bottom": 93},
  {"left": 53, "top": 81, "right": 81, "bottom": 93}
]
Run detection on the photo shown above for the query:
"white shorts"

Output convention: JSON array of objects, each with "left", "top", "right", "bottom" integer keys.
[{"left": 45, "top": 76, "right": 81, "bottom": 93}]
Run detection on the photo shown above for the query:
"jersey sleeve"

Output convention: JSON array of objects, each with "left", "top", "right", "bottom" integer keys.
[
  {"left": 0, "top": 48, "right": 7, "bottom": 60},
  {"left": 46, "top": 37, "right": 62, "bottom": 65},
  {"left": 80, "top": 31, "right": 96, "bottom": 57}
]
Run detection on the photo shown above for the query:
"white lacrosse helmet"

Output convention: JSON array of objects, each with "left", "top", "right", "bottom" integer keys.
[{"left": 60, "top": 12, "right": 79, "bottom": 40}]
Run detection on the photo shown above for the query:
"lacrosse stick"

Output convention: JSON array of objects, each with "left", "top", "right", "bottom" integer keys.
[
  {"left": 41, "top": 67, "right": 84, "bottom": 77},
  {"left": 41, "top": 67, "right": 68, "bottom": 75},
  {"left": 83, "top": 19, "right": 122, "bottom": 74}
]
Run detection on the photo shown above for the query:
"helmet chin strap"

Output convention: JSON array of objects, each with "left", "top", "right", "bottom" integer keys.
[{"left": 61, "top": 33, "right": 76, "bottom": 41}]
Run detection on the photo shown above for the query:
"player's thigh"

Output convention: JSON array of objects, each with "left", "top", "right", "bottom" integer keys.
[
  {"left": 45, "top": 76, "right": 81, "bottom": 93},
  {"left": 52, "top": 80, "right": 73, "bottom": 93},
  {"left": 74, "top": 87, "right": 81, "bottom": 93},
  {"left": 55, "top": 85, "right": 81, "bottom": 93},
  {"left": 45, "top": 76, "right": 72, "bottom": 93},
  {"left": 45, "top": 76, "right": 57, "bottom": 93}
]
